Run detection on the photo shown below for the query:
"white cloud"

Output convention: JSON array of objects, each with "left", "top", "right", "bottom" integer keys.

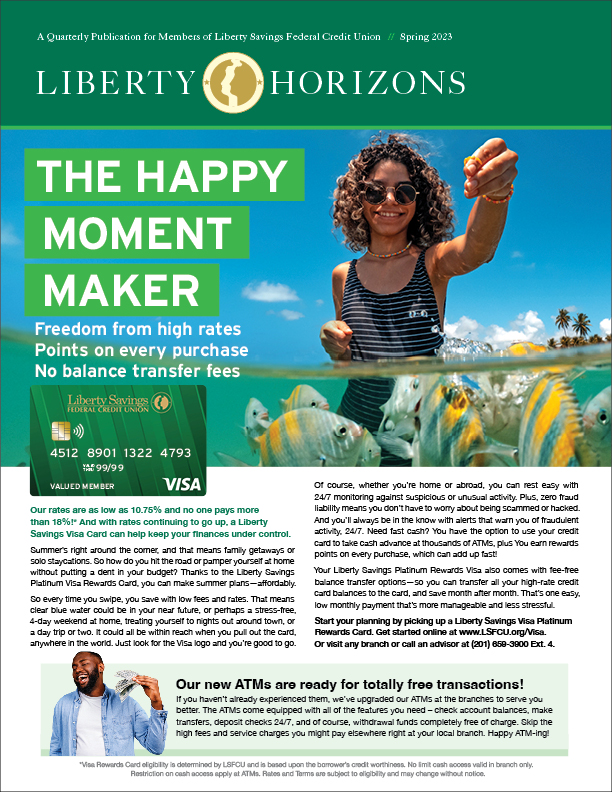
[
  {"left": 484, "top": 325, "right": 531, "bottom": 348},
  {"left": 445, "top": 310, "right": 548, "bottom": 350},
  {"left": 512, "top": 310, "right": 546, "bottom": 336},
  {"left": 444, "top": 315, "right": 483, "bottom": 338},
  {"left": 511, "top": 250, "right": 524, "bottom": 258},
  {"left": 278, "top": 309, "right": 304, "bottom": 321},
  {"left": 264, "top": 309, "right": 305, "bottom": 321},
  {"left": 242, "top": 281, "right": 299, "bottom": 302},
  {"left": 600, "top": 318, "right": 611, "bottom": 336},
  {"left": 315, "top": 299, "right": 324, "bottom": 306},
  {"left": 1, "top": 221, "right": 21, "bottom": 246}
]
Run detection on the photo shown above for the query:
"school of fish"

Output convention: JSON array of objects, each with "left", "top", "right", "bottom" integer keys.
[
  {"left": 218, "top": 385, "right": 377, "bottom": 467},
  {"left": 217, "top": 348, "right": 610, "bottom": 467}
]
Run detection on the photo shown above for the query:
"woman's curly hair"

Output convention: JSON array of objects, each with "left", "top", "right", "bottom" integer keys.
[{"left": 333, "top": 133, "right": 455, "bottom": 252}]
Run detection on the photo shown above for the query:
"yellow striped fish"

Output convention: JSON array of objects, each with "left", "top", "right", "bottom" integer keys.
[
  {"left": 582, "top": 385, "right": 611, "bottom": 465},
  {"left": 258, "top": 409, "right": 363, "bottom": 466},
  {"left": 413, "top": 376, "right": 491, "bottom": 467},
  {"left": 241, "top": 397, "right": 271, "bottom": 453},
  {"left": 518, "top": 374, "right": 598, "bottom": 466},
  {"left": 279, "top": 384, "right": 329, "bottom": 413},
  {"left": 504, "top": 342, "right": 548, "bottom": 356}
]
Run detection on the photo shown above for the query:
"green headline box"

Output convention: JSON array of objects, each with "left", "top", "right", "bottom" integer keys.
[
  {"left": 25, "top": 149, "right": 304, "bottom": 201},
  {"left": 39, "top": 662, "right": 569, "bottom": 754},
  {"left": 24, "top": 207, "right": 249, "bottom": 259},
  {"left": 25, "top": 264, "right": 219, "bottom": 316}
]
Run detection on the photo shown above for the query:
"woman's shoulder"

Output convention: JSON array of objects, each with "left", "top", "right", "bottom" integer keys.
[{"left": 332, "top": 260, "right": 353, "bottom": 279}]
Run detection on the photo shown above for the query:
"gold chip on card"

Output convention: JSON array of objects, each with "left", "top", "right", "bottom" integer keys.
[{"left": 51, "top": 421, "right": 71, "bottom": 441}]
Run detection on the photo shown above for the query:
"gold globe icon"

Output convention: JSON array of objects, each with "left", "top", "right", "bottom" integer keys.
[
  {"left": 203, "top": 52, "right": 264, "bottom": 114},
  {"left": 151, "top": 392, "right": 173, "bottom": 414}
]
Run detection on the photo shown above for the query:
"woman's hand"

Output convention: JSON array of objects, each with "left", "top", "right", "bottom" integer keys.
[
  {"left": 464, "top": 138, "right": 518, "bottom": 201},
  {"left": 320, "top": 320, "right": 352, "bottom": 360}
]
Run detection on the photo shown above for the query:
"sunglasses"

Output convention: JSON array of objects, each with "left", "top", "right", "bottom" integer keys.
[{"left": 363, "top": 181, "right": 419, "bottom": 206}]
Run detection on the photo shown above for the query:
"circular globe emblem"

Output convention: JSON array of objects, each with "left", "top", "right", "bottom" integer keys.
[
  {"left": 202, "top": 52, "right": 264, "bottom": 114},
  {"left": 151, "top": 392, "right": 172, "bottom": 414}
]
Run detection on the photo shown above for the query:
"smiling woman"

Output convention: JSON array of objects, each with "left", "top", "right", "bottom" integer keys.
[{"left": 320, "top": 132, "right": 518, "bottom": 465}]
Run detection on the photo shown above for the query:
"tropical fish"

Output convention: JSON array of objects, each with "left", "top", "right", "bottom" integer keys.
[
  {"left": 582, "top": 385, "right": 611, "bottom": 465},
  {"left": 279, "top": 384, "right": 329, "bottom": 413},
  {"left": 518, "top": 374, "right": 598, "bottom": 466},
  {"left": 241, "top": 398, "right": 272, "bottom": 453},
  {"left": 375, "top": 418, "right": 417, "bottom": 461},
  {"left": 232, "top": 409, "right": 364, "bottom": 467},
  {"left": 356, "top": 429, "right": 382, "bottom": 467},
  {"left": 434, "top": 339, "right": 530, "bottom": 445},
  {"left": 411, "top": 376, "right": 493, "bottom": 467},
  {"left": 504, "top": 341, "right": 548, "bottom": 356},
  {"left": 378, "top": 375, "right": 420, "bottom": 434},
  {"left": 467, "top": 371, "right": 532, "bottom": 446},
  {"left": 378, "top": 375, "right": 516, "bottom": 466}
]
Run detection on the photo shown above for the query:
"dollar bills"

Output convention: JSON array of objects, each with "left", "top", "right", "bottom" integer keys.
[{"left": 115, "top": 670, "right": 139, "bottom": 703}]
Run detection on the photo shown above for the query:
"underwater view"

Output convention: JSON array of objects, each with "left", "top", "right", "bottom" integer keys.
[
  {"left": 4, "top": 333, "right": 609, "bottom": 469},
  {"left": 215, "top": 341, "right": 611, "bottom": 468}
]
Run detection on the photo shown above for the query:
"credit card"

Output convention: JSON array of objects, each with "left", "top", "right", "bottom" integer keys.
[{"left": 30, "top": 385, "right": 206, "bottom": 496}]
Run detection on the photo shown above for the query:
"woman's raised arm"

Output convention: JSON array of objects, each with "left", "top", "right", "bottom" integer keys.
[{"left": 428, "top": 138, "right": 518, "bottom": 282}]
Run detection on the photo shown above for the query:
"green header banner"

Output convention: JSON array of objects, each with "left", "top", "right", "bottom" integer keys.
[
  {"left": 2, "top": 1, "right": 610, "bottom": 128},
  {"left": 25, "top": 149, "right": 304, "bottom": 200}
]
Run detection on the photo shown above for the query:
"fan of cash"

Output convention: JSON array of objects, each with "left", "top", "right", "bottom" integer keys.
[{"left": 115, "top": 670, "right": 139, "bottom": 703}]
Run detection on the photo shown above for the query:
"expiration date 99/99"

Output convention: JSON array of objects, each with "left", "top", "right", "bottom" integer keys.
[{"left": 49, "top": 447, "right": 192, "bottom": 458}]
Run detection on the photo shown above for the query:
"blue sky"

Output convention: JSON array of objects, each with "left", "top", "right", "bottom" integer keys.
[{"left": 2, "top": 129, "right": 611, "bottom": 364}]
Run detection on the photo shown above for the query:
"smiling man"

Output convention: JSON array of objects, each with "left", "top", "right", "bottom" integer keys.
[{"left": 49, "top": 651, "right": 167, "bottom": 756}]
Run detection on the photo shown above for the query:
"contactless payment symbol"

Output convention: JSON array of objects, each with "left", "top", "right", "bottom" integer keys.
[
  {"left": 51, "top": 421, "right": 70, "bottom": 441},
  {"left": 202, "top": 52, "right": 264, "bottom": 113}
]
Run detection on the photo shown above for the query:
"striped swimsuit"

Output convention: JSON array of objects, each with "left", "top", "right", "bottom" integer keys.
[{"left": 339, "top": 250, "right": 444, "bottom": 466}]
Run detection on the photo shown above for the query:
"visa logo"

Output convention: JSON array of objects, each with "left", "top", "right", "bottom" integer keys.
[{"left": 163, "top": 477, "right": 202, "bottom": 491}]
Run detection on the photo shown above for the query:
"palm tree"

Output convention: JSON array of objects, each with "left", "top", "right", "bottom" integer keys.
[
  {"left": 589, "top": 334, "right": 603, "bottom": 344},
  {"left": 547, "top": 337, "right": 557, "bottom": 349},
  {"left": 555, "top": 309, "right": 571, "bottom": 333},
  {"left": 559, "top": 336, "right": 572, "bottom": 348},
  {"left": 605, "top": 334, "right": 612, "bottom": 343},
  {"left": 572, "top": 313, "right": 591, "bottom": 339}
]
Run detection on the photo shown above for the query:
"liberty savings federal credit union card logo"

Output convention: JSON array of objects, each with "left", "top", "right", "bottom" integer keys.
[
  {"left": 62, "top": 391, "right": 172, "bottom": 414},
  {"left": 202, "top": 52, "right": 264, "bottom": 113}
]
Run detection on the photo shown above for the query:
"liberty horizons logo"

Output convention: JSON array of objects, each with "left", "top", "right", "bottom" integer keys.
[{"left": 36, "top": 68, "right": 465, "bottom": 98}]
